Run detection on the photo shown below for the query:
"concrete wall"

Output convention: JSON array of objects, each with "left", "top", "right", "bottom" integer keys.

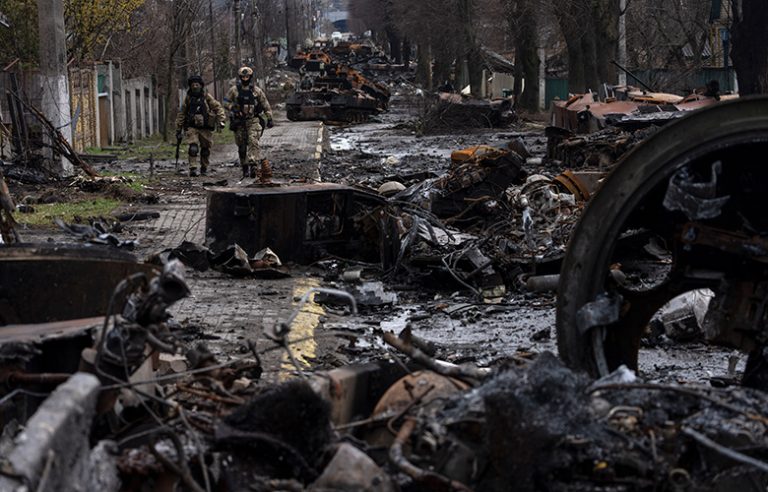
[{"left": 123, "top": 75, "right": 158, "bottom": 143}]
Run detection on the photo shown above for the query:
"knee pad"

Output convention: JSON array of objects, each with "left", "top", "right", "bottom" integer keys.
[
  {"left": 188, "top": 143, "right": 199, "bottom": 157},
  {"left": 238, "top": 144, "right": 247, "bottom": 159},
  {"left": 200, "top": 147, "right": 210, "bottom": 158}
]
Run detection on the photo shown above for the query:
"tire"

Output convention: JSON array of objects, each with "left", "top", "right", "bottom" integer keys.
[{"left": 556, "top": 96, "right": 768, "bottom": 376}]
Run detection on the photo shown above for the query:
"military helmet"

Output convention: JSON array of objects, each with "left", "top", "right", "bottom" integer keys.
[
  {"left": 238, "top": 66, "right": 254, "bottom": 78},
  {"left": 188, "top": 74, "right": 204, "bottom": 87}
]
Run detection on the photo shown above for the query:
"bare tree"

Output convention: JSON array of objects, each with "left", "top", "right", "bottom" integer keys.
[
  {"left": 625, "top": 0, "right": 712, "bottom": 92},
  {"left": 162, "top": 0, "right": 203, "bottom": 140}
]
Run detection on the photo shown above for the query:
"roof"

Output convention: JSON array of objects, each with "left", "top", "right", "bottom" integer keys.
[{"left": 480, "top": 47, "right": 515, "bottom": 74}]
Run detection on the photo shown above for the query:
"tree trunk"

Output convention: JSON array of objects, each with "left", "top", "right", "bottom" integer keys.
[
  {"left": 433, "top": 44, "right": 453, "bottom": 90},
  {"left": 284, "top": 0, "right": 292, "bottom": 58},
  {"left": 163, "top": 51, "right": 174, "bottom": 141},
  {"left": 580, "top": 25, "right": 600, "bottom": 93},
  {"left": 386, "top": 27, "right": 402, "bottom": 64},
  {"left": 459, "top": 0, "right": 483, "bottom": 95},
  {"left": 731, "top": 0, "right": 768, "bottom": 95},
  {"left": 415, "top": 43, "right": 432, "bottom": 89},
  {"left": 402, "top": 37, "right": 411, "bottom": 67},
  {"left": 554, "top": 0, "right": 613, "bottom": 95},
  {"left": 514, "top": 1, "right": 540, "bottom": 111},
  {"left": 593, "top": 0, "right": 619, "bottom": 85}
]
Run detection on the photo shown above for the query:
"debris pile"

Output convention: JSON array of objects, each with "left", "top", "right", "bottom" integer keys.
[
  {"left": 547, "top": 88, "right": 739, "bottom": 169},
  {"left": 4, "top": 305, "right": 768, "bottom": 492},
  {"left": 419, "top": 93, "right": 516, "bottom": 133}
]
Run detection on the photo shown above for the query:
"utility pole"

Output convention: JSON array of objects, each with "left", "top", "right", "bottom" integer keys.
[
  {"left": 234, "top": 0, "right": 242, "bottom": 71},
  {"left": 208, "top": 0, "right": 218, "bottom": 98},
  {"left": 618, "top": 0, "right": 627, "bottom": 86},
  {"left": 37, "top": 0, "right": 73, "bottom": 175}
]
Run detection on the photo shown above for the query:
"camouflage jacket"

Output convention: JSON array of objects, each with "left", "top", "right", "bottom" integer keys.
[
  {"left": 225, "top": 83, "right": 273, "bottom": 121},
  {"left": 175, "top": 91, "right": 226, "bottom": 131}
]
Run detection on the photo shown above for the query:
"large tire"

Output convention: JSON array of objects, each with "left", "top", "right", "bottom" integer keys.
[{"left": 556, "top": 96, "right": 768, "bottom": 376}]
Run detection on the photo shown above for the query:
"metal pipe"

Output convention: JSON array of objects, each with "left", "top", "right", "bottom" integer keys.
[{"left": 611, "top": 60, "right": 654, "bottom": 93}]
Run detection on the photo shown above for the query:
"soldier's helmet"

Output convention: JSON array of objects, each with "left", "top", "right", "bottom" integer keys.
[
  {"left": 188, "top": 75, "right": 204, "bottom": 87},
  {"left": 237, "top": 67, "right": 253, "bottom": 84}
]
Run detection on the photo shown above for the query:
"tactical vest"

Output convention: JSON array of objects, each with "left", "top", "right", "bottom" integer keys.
[
  {"left": 185, "top": 94, "right": 211, "bottom": 129},
  {"left": 236, "top": 83, "right": 263, "bottom": 118}
]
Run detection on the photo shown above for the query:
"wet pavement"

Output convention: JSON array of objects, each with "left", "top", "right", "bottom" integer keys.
[{"left": 14, "top": 103, "right": 745, "bottom": 385}]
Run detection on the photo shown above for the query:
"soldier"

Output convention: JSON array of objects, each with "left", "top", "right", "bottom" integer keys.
[
  {"left": 225, "top": 66, "right": 274, "bottom": 179},
  {"left": 175, "top": 75, "right": 226, "bottom": 177}
]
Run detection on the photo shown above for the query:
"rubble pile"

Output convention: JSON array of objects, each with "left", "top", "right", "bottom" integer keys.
[
  {"left": 4, "top": 304, "right": 767, "bottom": 492},
  {"left": 546, "top": 125, "right": 658, "bottom": 170},
  {"left": 418, "top": 93, "right": 516, "bottom": 133},
  {"left": 379, "top": 142, "right": 590, "bottom": 298}
]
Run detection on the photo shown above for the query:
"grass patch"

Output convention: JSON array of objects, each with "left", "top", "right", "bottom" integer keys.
[
  {"left": 82, "top": 129, "right": 237, "bottom": 162},
  {"left": 17, "top": 199, "right": 121, "bottom": 226},
  {"left": 121, "top": 134, "right": 179, "bottom": 161}
]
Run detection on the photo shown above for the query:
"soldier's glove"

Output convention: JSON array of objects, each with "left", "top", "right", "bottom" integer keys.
[
  {"left": 217, "top": 120, "right": 225, "bottom": 132},
  {"left": 267, "top": 118, "right": 274, "bottom": 129},
  {"left": 175, "top": 130, "right": 183, "bottom": 141}
]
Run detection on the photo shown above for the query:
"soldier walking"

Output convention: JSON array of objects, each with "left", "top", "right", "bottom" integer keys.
[
  {"left": 175, "top": 75, "right": 226, "bottom": 177},
  {"left": 225, "top": 66, "right": 274, "bottom": 180}
]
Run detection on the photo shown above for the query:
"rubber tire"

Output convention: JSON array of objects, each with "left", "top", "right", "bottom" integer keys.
[{"left": 556, "top": 96, "right": 768, "bottom": 376}]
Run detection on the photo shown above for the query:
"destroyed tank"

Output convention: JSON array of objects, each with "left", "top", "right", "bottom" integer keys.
[
  {"left": 287, "top": 62, "right": 390, "bottom": 123},
  {"left": 556, "top": 96, "right": 768, "bottom": 384}
]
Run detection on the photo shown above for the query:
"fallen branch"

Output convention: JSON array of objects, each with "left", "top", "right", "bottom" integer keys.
[
  {"left": 9, "top": 91, "right": 98, "bottom": 177},
  {"left": 382, "top": 331, "right": 491, "bottom": 382},
  {"left": 682, "top": 427, "right": 768, "bottom": 474},
  {"left": 588, "top": 383, "right": 768, "bottom": 425}
]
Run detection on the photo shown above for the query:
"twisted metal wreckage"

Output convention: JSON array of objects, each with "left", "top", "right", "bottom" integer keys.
[{"left": 1, "top": 95, "right": 768, "bottom": 490}]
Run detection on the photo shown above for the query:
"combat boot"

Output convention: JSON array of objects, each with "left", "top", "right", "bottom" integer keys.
[
  {"left": 200, "top": 165, "right": 208, "bottom": 176},
  {"left": 189, "top": 167, "right": 198, "bottom": 177},
  {"left": 241, "top": 165, "right": 249, "bottom": 179}
]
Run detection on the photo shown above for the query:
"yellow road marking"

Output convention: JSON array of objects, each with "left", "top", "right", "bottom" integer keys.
[{"left": 279, "top": 277, "right": 324, "bottom": 380}]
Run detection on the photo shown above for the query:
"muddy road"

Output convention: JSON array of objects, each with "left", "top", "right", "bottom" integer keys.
[
  {"left": 6, "top": 96, "right": 742, "bottom": 387},
  {"left": 314, "top": 95, "right": 743, "bottom": 385}
]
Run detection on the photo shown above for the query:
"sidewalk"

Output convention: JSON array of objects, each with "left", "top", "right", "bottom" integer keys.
[{"left": 124, "top": 115, "right": 331, "bottom": 373}]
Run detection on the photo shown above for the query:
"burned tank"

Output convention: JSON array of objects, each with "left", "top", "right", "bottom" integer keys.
[
  {"left": 287, "top": 60, "right": 390, "bottom": 123},
  {"left": 555, "top": 96, "right": 768, "bottom": 384}
]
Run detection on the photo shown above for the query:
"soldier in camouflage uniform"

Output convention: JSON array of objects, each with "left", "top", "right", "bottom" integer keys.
[
  {"left": 225, "top": 66, "right": 274, "bottom": 179},
  {"left": 175, "top": 75, "right": 226, "bottom": 177}
]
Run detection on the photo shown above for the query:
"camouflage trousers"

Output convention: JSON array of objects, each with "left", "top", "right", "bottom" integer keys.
[
  {"left": 185, "top": 128, "right": 213, "bottom": 172},
  {"left": 234, "top": 118, "right": 263, "bottom": 166}
]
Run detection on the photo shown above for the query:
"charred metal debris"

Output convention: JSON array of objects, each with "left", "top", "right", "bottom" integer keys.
[
  {"left": 546, "top": 85, "right": 739, "bottom": 171},
  {"left": 287, "top": 40, "right": 394, "bottom": 123},
  {"left": 4, "top": 293, "right": 768, "bottom": 492},
  {"left": 2, "top": 55, "right": 768, "bottom": 492}
]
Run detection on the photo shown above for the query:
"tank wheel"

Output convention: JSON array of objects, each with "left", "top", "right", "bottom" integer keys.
[{"left": 556, "top": 97, "right": 768, "bottom": 377}]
